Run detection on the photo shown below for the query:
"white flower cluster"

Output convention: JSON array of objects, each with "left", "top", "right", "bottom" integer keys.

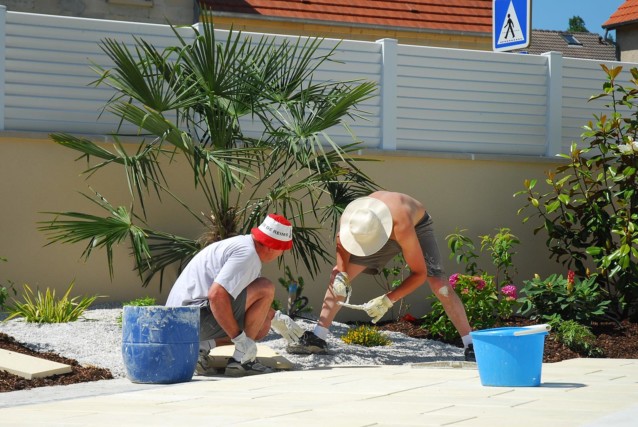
[{"left": 618, "top": 136, "right": 638, "bottom": 155}]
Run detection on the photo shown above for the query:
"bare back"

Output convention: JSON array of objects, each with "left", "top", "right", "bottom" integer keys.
[{"left": 368, "top": 191, "right": 426, "bottom": 239}]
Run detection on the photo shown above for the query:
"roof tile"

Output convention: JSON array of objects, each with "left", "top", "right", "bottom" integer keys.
[
  {"left": 513, "top": 30, "right": 617, "bottom": 61},
  {"left": 603, "top": 0, "right": 638, "bottom": 29},
  {"left": 202, "top": 0, "right": 493, "bottom": 33}
]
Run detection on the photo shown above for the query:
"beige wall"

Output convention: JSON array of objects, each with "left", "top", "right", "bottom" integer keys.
[
  {"left": 208, "top": 16, "right": 492, "bottom": 51},
  {"left": 0, "top": 132, "right": 564, "bottom": 322},
  {"left": 616, "top": 24, "right": 638, "bottom": 63},
  {"left": 1, "top": 0, "right": 195, "bottom": 25}
]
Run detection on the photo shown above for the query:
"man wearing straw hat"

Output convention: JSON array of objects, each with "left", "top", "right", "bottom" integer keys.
[
  {"left": 166, "top": 214, "right": 304, "bottom": 377},
  {"left": 287, "top": 191, "right": 476, "bottom": 361}
]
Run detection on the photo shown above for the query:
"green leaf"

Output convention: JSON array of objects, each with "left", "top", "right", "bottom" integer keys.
[{"left": 546, "top": 200, "right": 561, "bottom": 214}]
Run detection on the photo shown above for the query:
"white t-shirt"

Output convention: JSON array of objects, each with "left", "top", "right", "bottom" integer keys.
[{"left": 165, "top": 235, "right": 262, "bottom": 307}]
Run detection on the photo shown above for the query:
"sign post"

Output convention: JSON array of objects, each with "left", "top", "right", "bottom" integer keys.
[{"left": 493, "top": 0, "right": 531, "bottom": 52}]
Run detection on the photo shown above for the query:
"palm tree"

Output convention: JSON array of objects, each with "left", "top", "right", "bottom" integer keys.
[{"left": 39, "top": 9, "right": 379, "bottom": 289}]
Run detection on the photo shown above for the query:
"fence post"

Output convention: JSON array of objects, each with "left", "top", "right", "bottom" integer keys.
[
  {"left": 543, "top": 51, "right": 563, "bottom": 157},
  {"left": 0, "top": 6, "right": 6, "bottom": 131},
  {"left": 376, "top": 38, "right": 398, "bottom": 151}
]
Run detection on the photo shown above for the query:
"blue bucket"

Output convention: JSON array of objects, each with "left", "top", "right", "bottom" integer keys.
[
  {"left": 122, "top": 305, "right": 200, "bottom": 384},
  {"left": 470, "top": 324, "right": 550, "bottom": 387}
]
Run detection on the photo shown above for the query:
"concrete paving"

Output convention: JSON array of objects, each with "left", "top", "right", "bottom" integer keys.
[
  {"left": 0, "top": 348, "right": 72, "bottom": 379},
  {"left": 0, "top": 358, "right": 636, "bottom": 426}
]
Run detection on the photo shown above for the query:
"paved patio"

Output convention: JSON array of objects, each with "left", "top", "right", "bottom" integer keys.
[{"left": 0, "top": 358, "right": 636, "bottom": 426}]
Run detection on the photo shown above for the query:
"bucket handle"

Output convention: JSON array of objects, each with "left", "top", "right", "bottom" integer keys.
[{"left": 513, "top": 324, "right": 551, "bottom": 336}]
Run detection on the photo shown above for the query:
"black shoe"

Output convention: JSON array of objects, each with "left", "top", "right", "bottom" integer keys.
[
  {"left": 286, "top": 331, "right": 328, "bottom": 354},
  {"left": 224, "top": 357, "right": 274, "bottom": 377},
  {"left": 464, "top": 343, "right": 476, "bottom": 362}
]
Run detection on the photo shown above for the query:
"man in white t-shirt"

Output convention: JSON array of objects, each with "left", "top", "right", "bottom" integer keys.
[{"left": 166, "top": 214, "right": 304, "bottom": 377}]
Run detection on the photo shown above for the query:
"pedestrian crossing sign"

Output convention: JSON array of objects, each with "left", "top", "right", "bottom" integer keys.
[{"left": 493, "top": 0, "right": 530, "bottom": 52}]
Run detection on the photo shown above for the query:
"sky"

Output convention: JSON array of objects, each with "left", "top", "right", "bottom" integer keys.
[{"left": 531, "top": 0, "right": 625, "bottom": 37}]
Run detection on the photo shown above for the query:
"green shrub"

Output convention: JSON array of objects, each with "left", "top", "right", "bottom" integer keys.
[
  {"left": 341, "top": 324, "right": 391, "bottom": 347},
  {"left": 518, "top": 271, "right": 611, "bottom": 325},
  {"left": 552, "top": 319, "right": 604, "bottom": 357},
  {"left": 117, "top": 296, "right": 156, "bottom": 325},
  {"left": 4, "top": 282, "right": 101, "bottom": 323},
  {"left": 0, "top": 256, "right": 16, "bottom": 311},
  {"left": 516, "top": 65, "right": 638, "bottom": 319},
  {"left": 421, "top": 228, "right": 520, "bottom": 341},
  {"left": 424, "top": 273, "right": 519, "bottom": 341}
]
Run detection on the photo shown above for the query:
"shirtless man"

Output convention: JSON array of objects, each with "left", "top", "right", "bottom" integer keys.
[{"left": 287, "top": 191, "right": 475, "bottom": 361}]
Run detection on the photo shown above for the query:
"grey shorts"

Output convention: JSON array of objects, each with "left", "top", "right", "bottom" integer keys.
[
  {"left": 349, "top": 213, "right": 445, "bottom": 277},
  {"left": 199, "top": 288, "right": 247, "bottom": 342}
]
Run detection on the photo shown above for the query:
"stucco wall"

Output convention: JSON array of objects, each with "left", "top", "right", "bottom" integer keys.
[
  {"left": 208, "top": 16, "right": 492, "bottom": 51},
  {"left": 0, "top": 133, "right": 563, "bottom": 322},
  {"left": 616, "top": 24, "right": 638, "bottom": 63}
]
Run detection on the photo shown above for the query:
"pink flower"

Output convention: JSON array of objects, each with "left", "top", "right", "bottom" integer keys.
[
  {"left": 449, "top": 273, "right": 460, "bottom": 288},
  {"left": 471, "top": 276, "right": 486, "bottom": 290},
  {"left": 501, "top": 284, "right": 517, "bottom": 299}
]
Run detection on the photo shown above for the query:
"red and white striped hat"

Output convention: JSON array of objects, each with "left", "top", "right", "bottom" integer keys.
[{"left": 251, "top": 214, "right": 293, "bottom": 250}]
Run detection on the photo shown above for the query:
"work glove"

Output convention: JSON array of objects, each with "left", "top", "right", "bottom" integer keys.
[
  {"left": 271, "top": 310, "right": 304, "bottom": 344},
  {"left": 338, "top": 294, "right": 394, "bottom": 323},
  {"left": 332, "top": 272, "right": 352, "bottom": 304},
  {"left": 362, "top": 294, "right": 394, "bottom": 323},
  {"left": 231, "top": 331, "right": 258, "bottom": 363}
]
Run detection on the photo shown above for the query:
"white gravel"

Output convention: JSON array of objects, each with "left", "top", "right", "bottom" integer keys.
[{"left": 0, "top": 304, "right": 465, "bottom": 378}]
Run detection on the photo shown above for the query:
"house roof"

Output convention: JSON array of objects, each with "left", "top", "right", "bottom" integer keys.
[
  {"left": 603, "top": 0, "right": 638, "bottom": 29},
  {"left": 512, "top": 30, "right": 617, "bottom": 61},
  {"left": 200, "top": 0, "right": 493, "bottom": 34}
]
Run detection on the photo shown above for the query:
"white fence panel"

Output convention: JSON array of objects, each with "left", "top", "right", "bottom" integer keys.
[
  {"left": 4, "top": 12, "right": 183, "bottom": 134},
  {"left": 224, "top": 29, "right": 383, "bottom": 149},
  {"left": 395, "top": 45, "right": 548, "bottom": 155},
  {"left": 561, "top": 57, "right": 636, "bottom": 153},
  {"left": 1, "top": 11, "right": 633, "bottom": 158}
]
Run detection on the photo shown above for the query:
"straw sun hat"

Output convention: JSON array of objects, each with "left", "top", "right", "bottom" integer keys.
[{"left": 339, "top": 197, "right": 393, "bottom": 257}]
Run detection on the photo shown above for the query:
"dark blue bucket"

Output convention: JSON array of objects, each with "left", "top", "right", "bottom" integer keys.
[
  {"left": 470, "top": 324, "right": 550, "bottom": 387},
  {"left": 122, "top": 305, "right": 200, "bottom": 384}
]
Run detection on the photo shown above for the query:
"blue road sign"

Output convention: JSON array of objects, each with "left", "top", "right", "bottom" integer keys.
[{"left": 493, "top": 0, "right": 531, "bottom": 52}]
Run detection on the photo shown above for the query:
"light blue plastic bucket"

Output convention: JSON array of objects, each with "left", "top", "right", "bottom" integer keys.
[{"left": 470, "top": 324, "right": 550, "bottom": 387}]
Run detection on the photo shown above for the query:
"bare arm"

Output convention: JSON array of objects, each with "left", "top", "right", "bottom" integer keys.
[
  {"left": 386, "top": 221, "right": 428, "bottom": 303},
  {"left": 332, "top": 233, "right": 351, "bottom": 280},
  {"left": 208, "top": 282, "right": 241, "bottom": 339}
]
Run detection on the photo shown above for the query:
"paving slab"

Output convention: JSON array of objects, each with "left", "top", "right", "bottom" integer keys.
[
  {"left": 207, "top": 343, "right": 294, "bottom": 370},
  {"left": 0, "top": 359, "right": 636, "bottom": 426},
  {"left": 0, "top": 348, "right": 72, "bottom": 379}
]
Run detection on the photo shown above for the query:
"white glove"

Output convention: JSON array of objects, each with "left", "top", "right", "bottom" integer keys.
[
  {"left": 363, "top": 295, "right": 394, "bottom": 324},
  {"left": 332, "top": 272, "right": 352, "bottom": 304},
  {"left": 271, "top": 310, "right": 304, "bottom": 344},
  {"left": 231, "top": 331, "right": 258, "bottom": 363}
]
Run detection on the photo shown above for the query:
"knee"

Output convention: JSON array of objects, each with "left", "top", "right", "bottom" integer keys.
[
  {"left": 429, "top": 278, "right": 452, "bottom": 299},
  {"left": 251, "top": 277, "right": 276, "bottom": 297}
]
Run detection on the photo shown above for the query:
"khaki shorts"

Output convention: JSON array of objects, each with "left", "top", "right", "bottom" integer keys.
[
  {"left": 199, "top": 288, "right": 247, "bottom": 342},
  {"left": 348, "top": 213, "right": 445, "bottom": 277}
]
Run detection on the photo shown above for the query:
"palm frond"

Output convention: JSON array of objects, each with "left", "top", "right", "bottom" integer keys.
[
  {"left": 135, "top": 231, "right": 200, "bottom": 289},
  {"left": 38, "top": 190, "right": 151, "bottom": 279}
]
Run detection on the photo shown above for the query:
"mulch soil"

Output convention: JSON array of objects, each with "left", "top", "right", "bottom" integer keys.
[
  {"left": 378, "top": 317, "right": 638, "bottom": 363},
  {"left": 0, "top": 332, "right": 112, "bottom": 393}
]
